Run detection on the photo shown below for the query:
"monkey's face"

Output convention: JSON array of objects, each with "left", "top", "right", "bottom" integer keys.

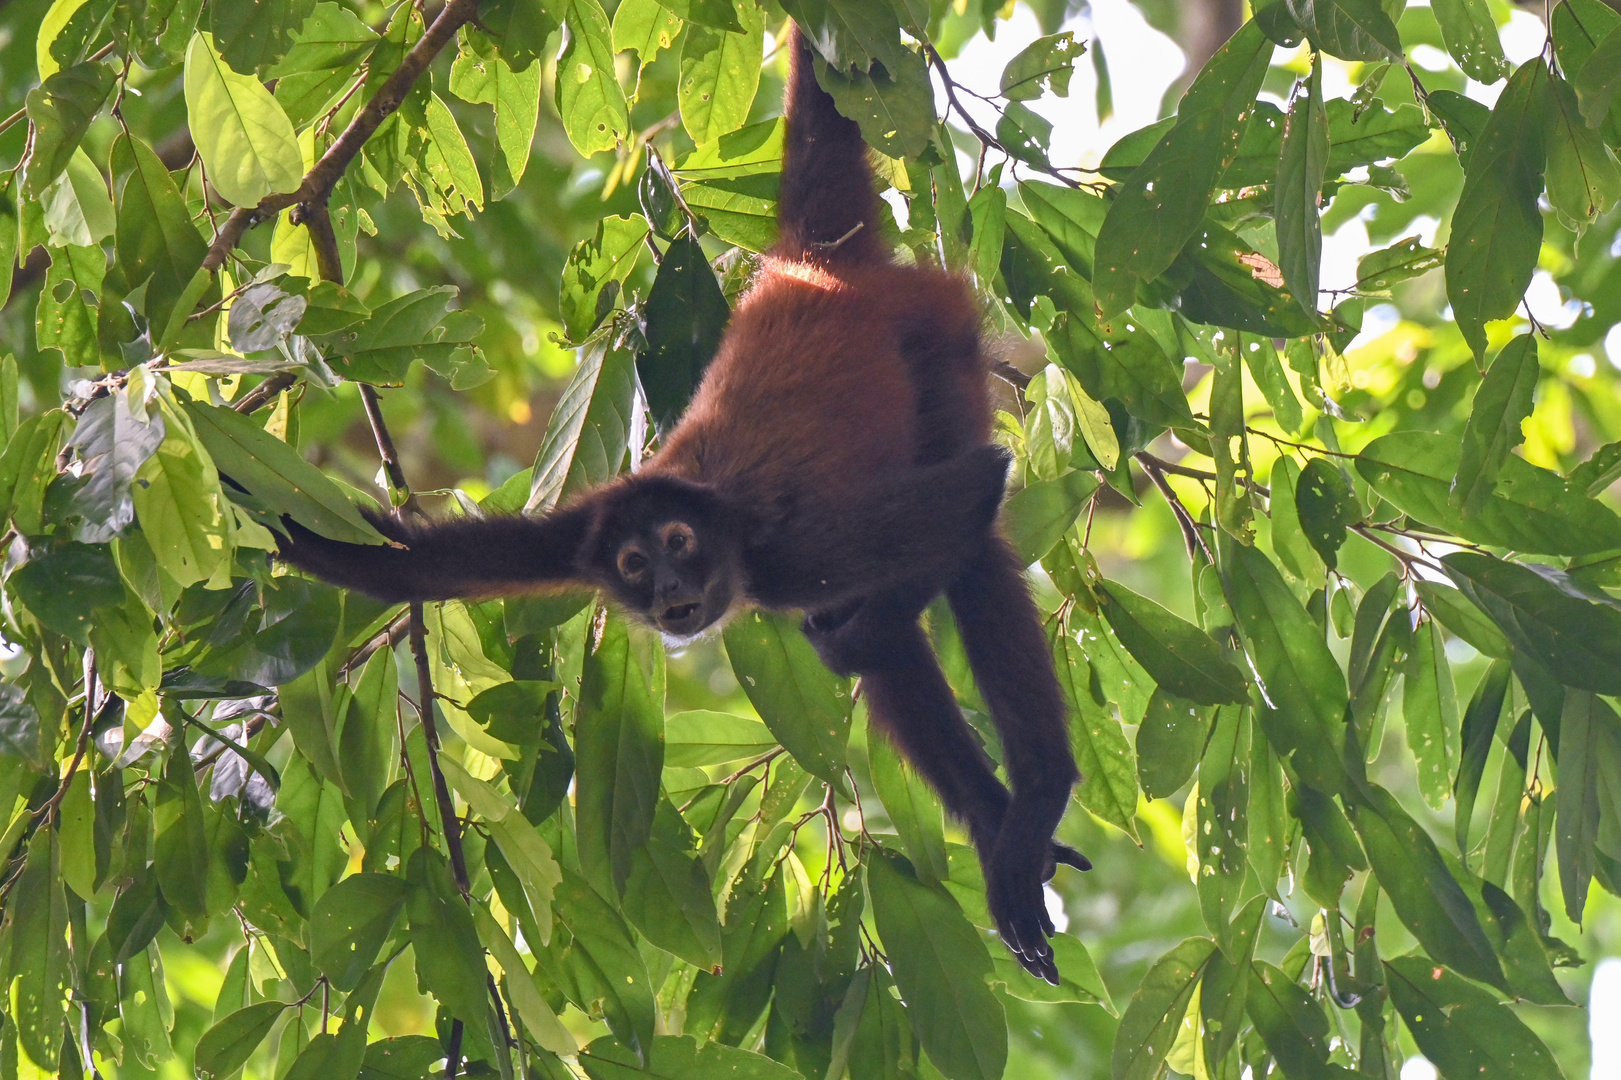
[{"left": 587, "top": 478, "right": 745, "bottom": 637}]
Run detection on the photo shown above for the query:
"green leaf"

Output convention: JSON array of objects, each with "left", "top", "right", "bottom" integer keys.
[
  {"left": 1432, "top": 0, "right": 1510, "bottom": 82},
  {"left": 1053, "top": 619, "right": 1141, "bottom": 837},
  {"left": 184, "top": 401, "right": 385, "bottom": 544},
  {"left": 1384, "top": 955, "right": 1562, "bottom": 1080},
  {"left": 723, "top": 610, "right": 851, "bottom": 792},
  {"left": 1240, "top": 335, "right": 1303, "bottom": 436},
  {"left": 578, "top": 1034, "right": 802, "bottom": 1080},
  {"left": 1289, "top": 0, "right": 1403, "bottom": 61},
  {"left": 1544, "top": 69, "right": 1621, "bottom": 227},
  {"left": 614, "top": 0, "right": 683, "bottom": 74},
  {"left": 554, "top": 869, "right": 656, "bottom": 1062},
  {"left": 197, "top": 577, "right": 343, "bottom": 687},
  {"left": 1294, "top": 458, "right": 1359, "bottom": 571},
  {"left": 678, "top": 1, "right": 762, "bottom": 144},
  {"left": 558, "top": 221, "right": 648, "bottom": 346},
  {"left": 184, "top": 31, "right": 303, "bottom": 208},
  {"left": 1276, "top": 59, "right": 1328, "bottom": 315},
  {"left": 1267, "top": 456, "right": 1324, "bottom": 582},
  {"left": 1135, "top": 689, "right": 1205, "bottom": 800},
  {"left": 1222, "top": 541, "right": 1348, "bottom": 794},
  {"left": 451, "top": 39, "right": 541, "bottom": 191},
  {"left": 309, "top": 872, "right": 409, "bottom": 992},
  {"left": 409, "top": 92, "right": 485, "bottom": 233},
  {"left": 9, "top": 829, "right": 69, "bottom": 1071},
  {"left": 36, "top": 242, "right": 103, "bottom": 368},
  {"left": 41, "top": 147, "right": 114, "bottom": 247},
  {"left": 680, "top": 173, "right": 780, "bottom": 251},
  {"left": 211, "top": 0, "right": 316, "bottom": 73},
  {"left": 870, "top": 728, "right": 948, "bottom": 884},
  {"left": 1245, "top": 960, "right": 1331, "bottom": 1076},
  {"left": 1555, "top": 691, "right": 1621, "bottom": 921},
  {"left": 1110, "top": 937, "right": 1215, "bottom": 1080},
  {"left": 473, "top": 900, "right": 578, "bottom": 1056},
  {"left": 1455, "top": 660, "right": 1510, "bottom": 855},
  {"left": 620, "top": 799, "right": 723, "bottom": 968},
  {"left": 478, "top": 0, "right": 560, "bottom": 71},
  {"left": 269, "top": 3, "right": 379, "bottom": 125},
  {"left": 1093, "top": 22, "right": 1271, "bottom": 315},
  {"left": 639, "top": 232, "right": 731, "bottom": 428},
  {"left": 1355, "top": 234, "right": 1445, "bottom": 291},
  {"left": 1453, "top": 333, "right": 1539, "bottom": 515},
  {"left": 1442, "top": 551, "right": 1621, "bottom": 694},
  {"left": 1403, "top": 618, "right": 1459, "bottom": 810},
  {"left": 1445, "top": 58, "right": 1549, "bottom": 360},
  {"left": 406, "top": 847, "right": 488, "bottom": 1026},
  {"left": 867, "top": 851, "right": 1005, "bottom": 1080},
  {"left": 155, "top": 743, "right": 214, "bottom": 923},
  {"left": 556, "top": 0, "right": 628, "bottom": 156},
  {"left": 999, "top": 32, "right": 1086, "bottom": 100},
  {"left": 1357, "top": 431, "right": 1621, "bottom": 555},
  {"left": 576, "top": 609, "right": 665, "bottom": 896},
  {"left": 1347, "top": 784, "right": 1503, "bottom": 988},
  {"left": 1001, "top": 470, "right": 1100, "bottom": 564},
  {"left": 193, "top": 1001, "right": 288, "bottom": 1080},
  {"left": 66, "top": 388, "right": 166, "bottom": 543},
  {"left": 10, "top": 541, "right": 124, "bottom": 642},
  {"left": 812, "top": 47, "right": 935, "bottom": 160},
  {"left": 663, "top": 710, "right": 776, "bottom": 766},
  {"left": 1196, "top": 706, "right": 1251, "bottom": 943},
  {"left": 1417, "top": 581, "right": 1510, "bottom": 661},
  {"left": 23, "top": 60, "right": 115, "bottom": 196},
  {"left": 1098, "top": 581, "right": 1248, "bottom": 705},
  {"left": 111, "top": 133, "right": 211, "bottom": 337},
  {"left": 1576, "top": 22, "right": 1621, "bottom": 127},
  {"left": 526, "top": 337, "right": 637, "bottom": 512},
  {"left": 312, "top": 285, "right": 481, "bottom": 385}
]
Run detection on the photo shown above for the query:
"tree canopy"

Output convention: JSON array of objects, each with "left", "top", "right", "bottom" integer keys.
[{"left": 1, "top": 0, "right": 1621, "bottom": 1077}]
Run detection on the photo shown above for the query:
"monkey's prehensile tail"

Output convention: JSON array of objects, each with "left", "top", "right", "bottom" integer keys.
[{"left": 774, "top": 24, "right": 884, "bottom": 267}]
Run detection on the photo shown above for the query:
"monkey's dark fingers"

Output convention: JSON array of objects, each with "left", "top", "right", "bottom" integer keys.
[{"left": 989, "top": 879, "right": 1060, "bottom": 985}]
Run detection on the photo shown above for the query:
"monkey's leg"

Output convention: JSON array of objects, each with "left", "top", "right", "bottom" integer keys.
[
  {"left": 947, "top": 534, "right": 1084, "bottom": 984},
  {"left": 803, "top": 596, "right": 1011, "bottom": 852}
]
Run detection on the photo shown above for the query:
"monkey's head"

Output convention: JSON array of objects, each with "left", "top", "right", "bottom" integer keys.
[{"left": 583, "top": 476, "right": 746, "bottom": 637}]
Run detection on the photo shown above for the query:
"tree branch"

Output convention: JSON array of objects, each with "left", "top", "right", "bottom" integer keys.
[{"left": 199, "top": 0, "right": 481, "bottom": 275}]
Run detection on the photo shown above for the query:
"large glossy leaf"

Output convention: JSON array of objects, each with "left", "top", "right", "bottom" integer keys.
[
  {"left": 1444, "top": 58, "right": 1549, "bottom": 360},
  {"left": 1442, "top": 551, "right": 1621, "bottom": 694},
  {"left": 554, "top": 869, "right": 657, "bottom": 1063},
  {"left": 1403, "top": 617, "right": 1459, "bottom": 811},
  {"left": 309, "top": 872, "right": 409, "bottom": 991},
  {"left": 184, "top": 31, "right": 303, "bottom": 207},
  {"left": 10, "top": 541, "right": 124, "bottom": 642},
  {"left": 1432, "top": 0, "right": 1510, "bottom": 83},
  {"left": 311, "top": 285, "right": 482, "bottom": 386},
  {"left": 473, "top": 900, "right": 577, "bottom": 1056},
  {"left": 193, "top": 1000, "right": 288, "bottom": 1080},
  {"left": 1093, "top": 21, "right": 1271, "bottom": 315},
  {"left": 1097, "top": 580, "right": 1248, "bottom": 705},
  {"left": 1347, "top": 784, "right": 1503, "bottom": 989},
  {"left": 1357, "top": 431, "right": 1621, "bottom": 555},
  {"left": 8, "top": 829, "right": 69, "bottom": 1071},
  {"left": 1222, "top": 541, "right": 1348, "bottom": 794},
  {"left": 723, "top": 610, "right": 851, "bottom": 792},
  {"left": 579, "top": 1034, "right": 801, "bottom": 1080},
  {"left": 1554, "top": 691, "right": 1621, "bottom": 921},
  {"left": 1452, "top": 333, "right": 1539, "bottom": 515},
  {"left": 211, "top": 0, "right": 316, "bottom": 73},
  {"left": 1110, "top": 937, "right": 1215, "bottom": 1080},
  {"left": 1135, "top": 688, "right": 1205, "bottom": 800},
  {"left": 639, "top": 232, "right": 730, "bottom": 428},
  {"left": 867, "top": 851, "right": 1005, "bottom": 1080},
  {"left": 813, "top": 46, "right": 935, "bottom": 159},
  {"left": 526, "top": 337, "right": 637, "bottom": 512},
  {"left": 111, "top": 133, "right": 212, "bottom": 339},
  {"left": 677, "top": 1, "right": 762, "bottom": 144},
  {"left": 620, "top": 799, "right": 722, "bottom": 967},
  {"left": 1052, "top": 621, "right": 1141, "bottom": 837},
  {"left": 1245, "top": 960, "right": 1332, "bottom": 1076},
  {"left": 1545, "top": 69, "right": 1621, "bottom": 227},
  {"left": 23, "top": 61, "right": 114, "bottom": 197},
  {"left": 663, "top": 710, "right": 776, "bottom": 766},
  {"left": 405, "top": 847, "right": 488, "bottom": 1027},
  {"left": 185, "top": 400, "right": 385, "bottom": 544},
  {"left": 1454, "top": 659, "right": 1511, "bottom": 855},
  {"left": 1275, "top": 59, "right": 1328, "bottom": 314},
  {"left": 870, "top": 727, "right": 948, "bottom": 884},
  {"left": 576, "top": 609, "right": 665, "bottom": 896},
  {"left": 556, "top": 0, "right": 628, "bottom": 156},
  {"left": 1002, "top": 469, "right": 1100, "bottom": 564},
  {"left": 558, "top": 215, "right": 650, "bottom": 343},
  {"left": 1385, "top": 955, "right": 1563, "bottom": 1080},
  {"left": 196, "top": 577, "right": 342, "bottom": 687}
]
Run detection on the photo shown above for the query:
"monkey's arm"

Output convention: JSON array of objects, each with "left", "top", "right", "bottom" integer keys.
[
  {"left": 275, "top": 504, "right": 595, "bottom": 604},
  {"left": 745, "top": 444, "right": 1011, "bottom": 609}
]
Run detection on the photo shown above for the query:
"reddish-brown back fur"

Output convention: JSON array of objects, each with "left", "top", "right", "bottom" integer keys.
[{"left": 648, "top": 27, "right": 991, "bottom": 536}]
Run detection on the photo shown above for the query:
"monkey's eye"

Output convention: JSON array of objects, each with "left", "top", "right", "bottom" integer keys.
[
  {"left": 662, "top": 523, "right": 696, "bottom": 555},
  {"left": 618, "top": 550, "right": 649, "bottom": 580}
]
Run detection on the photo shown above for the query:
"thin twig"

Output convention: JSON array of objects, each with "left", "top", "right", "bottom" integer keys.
[
  {"left": 924, "top": 43, "right": 1081, "bottom": 191},
  {"left": 360, "top": 386, "right": 419, "bottom": 514},
  {"left": 33, "top": 692, "right": 97, "bottom": 824},
  {"left": 232, "top": 370, "right": 299, "bottom": 414}
]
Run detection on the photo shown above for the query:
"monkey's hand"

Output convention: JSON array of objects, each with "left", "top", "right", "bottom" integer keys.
[{"left": 984, "top": 833, "right": 1091, "bottom": 985}]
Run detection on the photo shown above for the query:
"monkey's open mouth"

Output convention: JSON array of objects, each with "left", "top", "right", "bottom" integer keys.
[{"left": 662, "top": 602, "right": 700, "bottom": 623}]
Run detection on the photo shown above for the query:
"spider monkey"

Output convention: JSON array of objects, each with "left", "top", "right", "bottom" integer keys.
[{"left": 277, "top": 25, "right": 1086, "bottom": 982}]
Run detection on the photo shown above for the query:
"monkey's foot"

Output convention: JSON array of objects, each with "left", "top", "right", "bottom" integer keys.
[{"left": 985, "top": 839, "right": 1091, "bottom": 985}]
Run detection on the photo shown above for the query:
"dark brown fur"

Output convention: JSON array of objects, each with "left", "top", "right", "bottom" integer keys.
[{"left": 277, "top": 26, "right": 1084, "bottom": 981}]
